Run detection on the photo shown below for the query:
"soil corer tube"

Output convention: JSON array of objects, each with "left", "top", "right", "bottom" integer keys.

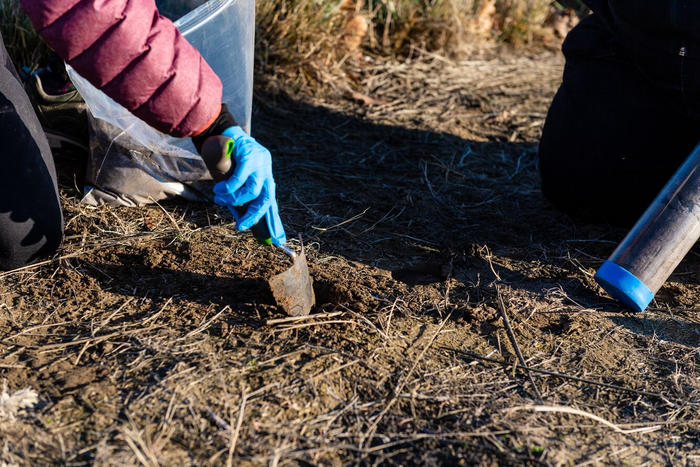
[{"left": 595, "top": 143, "right": 700, "bottom": 312}]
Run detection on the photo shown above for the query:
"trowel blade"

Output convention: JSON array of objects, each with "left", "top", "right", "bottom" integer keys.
[{"left": 269, "top": 251, "right": 315, "bottom": 316}]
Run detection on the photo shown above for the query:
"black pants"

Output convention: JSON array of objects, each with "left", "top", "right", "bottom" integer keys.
[
  {"left": 539, "top": 14, "right": 700, "bottom": 227},
  {"left": 0, "top": 37, "right": 63, "bottom": 271}
]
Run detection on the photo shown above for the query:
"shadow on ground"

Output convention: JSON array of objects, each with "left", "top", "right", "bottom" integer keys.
[
  {"left": 67, "top": 91, "right": 700, "bottom": 346},
  {"left": 5, "top": 71, "right": 700, "bottom": 465}
]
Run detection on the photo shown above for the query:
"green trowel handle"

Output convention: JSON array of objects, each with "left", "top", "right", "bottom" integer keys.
[{"left": 201, "top": 135, "right": 272, "bottom": 245}]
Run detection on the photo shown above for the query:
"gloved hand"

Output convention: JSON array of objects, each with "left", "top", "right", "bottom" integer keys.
[
  {"left": 212, "top": 126, "right": 286, "bottom": 246},
  {"left": 192, "top": 105, "right": 286, "bottom": 246}
]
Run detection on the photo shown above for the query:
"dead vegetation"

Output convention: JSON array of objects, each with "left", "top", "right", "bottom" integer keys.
[
  {"left": 3, "top": 0, "right": 700, "bottom": 465},
  {"left": 1, "top": 0, "right": 582, "bottom": 85},
  {"left": 256, "top": 0, "right": 582, "bottom": 97},
  {"left": 2, "top": 47, "right": 700, "bottom": 465},
  {"left": 0, "top": 0, "right": 49, "bottom": 71}
]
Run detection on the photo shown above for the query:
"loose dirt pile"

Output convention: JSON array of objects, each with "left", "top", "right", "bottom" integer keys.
[{"left": 2, "top": 50, "right": 700, "bottom": 466}]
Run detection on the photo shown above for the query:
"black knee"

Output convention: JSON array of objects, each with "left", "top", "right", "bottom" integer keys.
[
  {"left": 0, "top": 209, "right": 63, "bottom": 271},
  {"left": 0, "top": 37, "right": 64, "bottom": 272}
]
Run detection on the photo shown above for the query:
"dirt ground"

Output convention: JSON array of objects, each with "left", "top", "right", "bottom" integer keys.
[{"left": 3, "top": 49, "right": 700, "bottom": 466}]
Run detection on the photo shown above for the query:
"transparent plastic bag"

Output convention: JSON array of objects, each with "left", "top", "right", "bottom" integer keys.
[{"left": 67, "top": 0, "right": 255, "bottom": 206}]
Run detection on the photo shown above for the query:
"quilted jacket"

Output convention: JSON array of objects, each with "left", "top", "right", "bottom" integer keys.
[{"left": 20, "top": 0, "right": 222, "bottom": 137}]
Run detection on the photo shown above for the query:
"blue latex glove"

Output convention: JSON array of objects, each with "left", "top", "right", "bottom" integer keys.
[{"left": 212, "top": 126, "right": 286, "bottom": 246}]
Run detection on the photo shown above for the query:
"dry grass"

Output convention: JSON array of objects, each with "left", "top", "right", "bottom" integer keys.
[
  {"left": 497, "top": 0, "right": 553, "bottom": 44},
  {"left": 8, "top": 1, "right": 695, "bottom": 466},
  {"left": 3, "top": 50, "right": 700, "bottom": 465},
  {"left": 255, "top": 0, "right": 577, "bottom": 95},
  {"left": 0, "top": 0, "right": 583, "bottom": 87},
  {"left": 0, "top": 0, "right": 48, "bottom": 72}
]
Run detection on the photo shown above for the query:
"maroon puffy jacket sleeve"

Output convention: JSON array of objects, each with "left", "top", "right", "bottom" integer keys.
[{"left": 20, "top": 0, "right": 223, "bottom": 138}]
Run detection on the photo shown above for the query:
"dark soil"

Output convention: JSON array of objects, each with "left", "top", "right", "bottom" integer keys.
[{"left": 3, "top": 51, "right": 700, "bottom": 466}]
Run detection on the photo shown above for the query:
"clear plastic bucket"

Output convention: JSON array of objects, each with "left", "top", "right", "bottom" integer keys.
[{"left": 173, "top": 0, "right": 255, "bottom": 136}]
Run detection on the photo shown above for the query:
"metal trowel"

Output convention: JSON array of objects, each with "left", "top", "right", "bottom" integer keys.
[{"left": 201, "top": 135, "right": 315, "bottom": 316}]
